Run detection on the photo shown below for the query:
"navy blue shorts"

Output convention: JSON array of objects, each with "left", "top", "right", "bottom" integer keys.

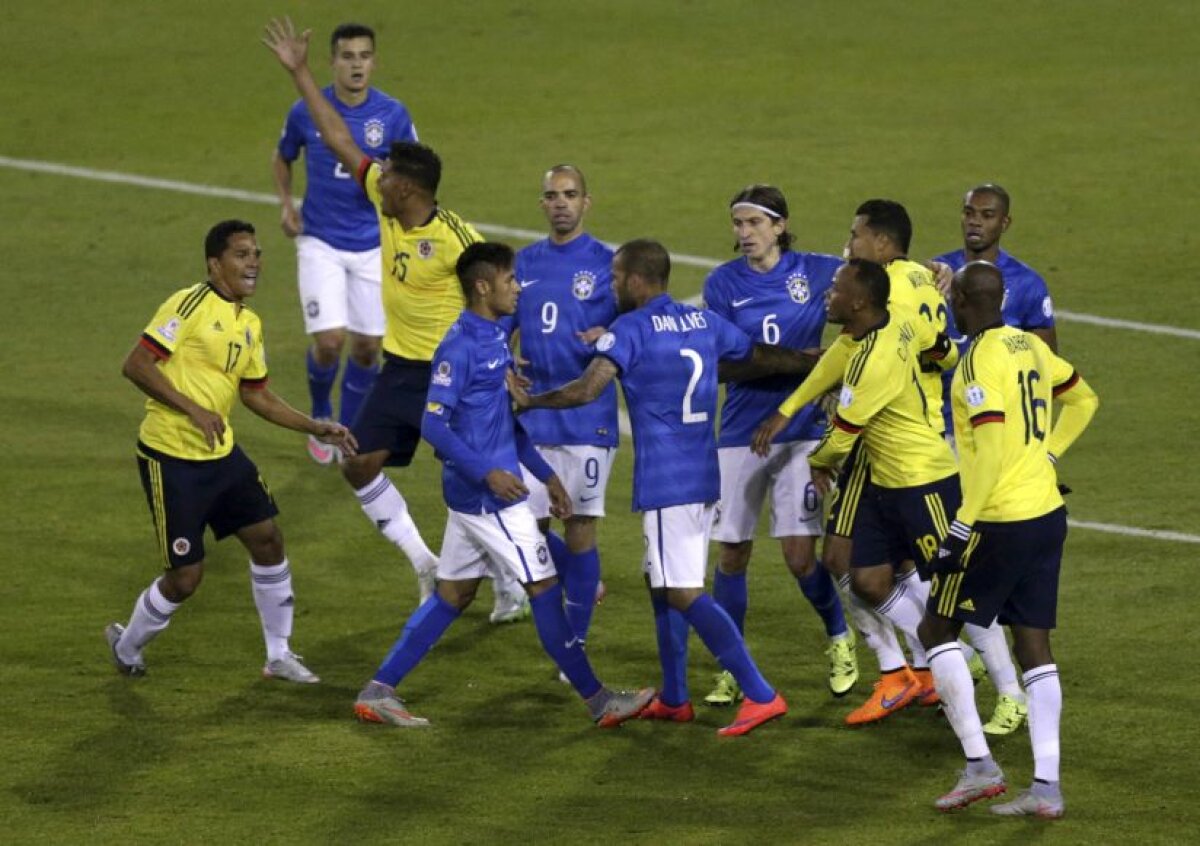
[
  {"left": 137, "top": 442, "right": 278, "bottom": 569},
  {"left": 352, "top": 353, "right": 431, "bottom": 467},
  {"left": 927, "top": 506, "right": 1067, "bottom": 629},
  {"left": 850, "top": 474, "right": 962, "bottom": 570},
  {"left": 825, "top": 440, "right": 869, "bottom": 538}
]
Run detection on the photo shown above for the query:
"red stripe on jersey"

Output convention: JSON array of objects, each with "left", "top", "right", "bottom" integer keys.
[
  {"left": 970, "top": 411, "right": 1005, "bottom": 426},
  {"left": 240, "top": 377, "right": 269, "bottom": 390},
  {"left": 1052, "top": 371, "right": 1080, "bottom": 397},
  {"left": 833, "top": 414, "right": 863, "bottom": 435},
  {"left": 355, "top": 156, "right": 373, "bottom": 189},
  {"left": 140, "top": 334, "right": 171, "bottom": 360}
]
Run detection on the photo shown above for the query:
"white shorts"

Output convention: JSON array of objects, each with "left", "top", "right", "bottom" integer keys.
[
  {"left": 437, "top": 504, "right": 556, "bottom": 585},
  {"left": 295, "top": 235, "right": 385, "bottom": 336},
  {"left": 521, "top": 445, "right": 616, "bottom": 520},
  {"left": 712, "top": 441, "right": 823, "bottom": 543},
  {"left": 642, "top": 503, "right": 716, "bottom": 589}
]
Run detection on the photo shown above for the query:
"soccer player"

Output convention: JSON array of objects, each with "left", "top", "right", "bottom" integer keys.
[
  {"left": 932, "top": 184, "right": 1057, "bottom": 735},
  {"left": 272, "top": 23, "right": 418, "bottom": 466},
  {"left": 918, "top": 261, "right": 1097, "bottom": 816},
  {"left": 105, "top": 220, "right": 357, "bottom": 682},
  {"left": 507, "top": 165, "right": 617, "bottom": 646},
  {"left": 517, "top": 239, "right": 814, "bottom": 736},
  {"left": 264, "top": 17, "right": 525, "bottom": 615},
  {"left": 702, "top": 185, "right": 854, "bottom": 705},
  {"left": 352, "top": 242, "right": 653, "bottom": 728}
]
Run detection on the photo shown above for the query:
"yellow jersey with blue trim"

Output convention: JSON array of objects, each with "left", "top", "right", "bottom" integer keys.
[
  {"left": 886, "top": 258, "right": 949, "bottom": 432},
  {"left": 808, "top": 309, "right": 957, "bottom": 488},
  {"left": 357, "top": 159, "right": 483, "bottom": 360},
  {"left": 952, "top": 326, "right": 1087, "bottom": 522},
  {"left": 137, "top": 283, "right": 268, "bottom": 460}
]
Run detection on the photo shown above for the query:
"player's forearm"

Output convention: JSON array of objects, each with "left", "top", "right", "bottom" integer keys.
[
  {"left": 957, "top": 422, "right": 1004, "bottom": 525},
  {"left": 1048, "top": 377, "right": 1099, "bottom": 460},
  {"left": 527, "top": 381, "right": 593, "bottom": 410},
  {"left": 777, "top": 334, "right": 853, "bottom": 417},
  {"left": 287, "top": 65, "right": 361, "bottom": 172},
  {"left": 719, "top": 345, "right": 816, "bottom": 384},
  {"left": 240, "top": 386, "right": 321, "bottom": 434},
  {"left": 271, "top": 151, "right": 295, "bottom": 206}
]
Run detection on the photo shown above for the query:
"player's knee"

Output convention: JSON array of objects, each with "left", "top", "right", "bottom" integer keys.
[
  {"left": 564, "top": 516, "right": 597, "bottom": 553},
  {"left": 525, "top": 576, "right": 558, "bottom": 599},
  {"left": 341, "top": 453, "right": 379, "bottom": 490},
  {"left": 348, "top": 336, "right": 380, "bottom": 366},
  {"left": 1011, "top": 632, "right": 1053, "bottom": 673},
  {"left": 717, "top": 542, "right": 752, "bottom": 575},
  {"left": 782, "top": 544, "right": 818, "bottom": 578},
  {"left": 850, "top": 569, "right": 888, "bottom": 606},
  {"left": 666, "top": 586, "right": 703, "bottom": 612},
  {"left": 160, "top": 564, "right": 204, "bottom": 602},
  {"left": 917, "top": 614, "right": 956, "bottom": 650},
  {"left": 437, "top": 579, "right": 479, "bottom": 610},
  {"left": 312, "top": 330, "right": 345, "bottom": 362}
]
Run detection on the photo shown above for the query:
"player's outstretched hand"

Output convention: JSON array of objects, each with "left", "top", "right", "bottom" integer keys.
[
  {"left": 811, "top": 466, "right": 837, "bottom": 497},
  {"left": 486, "top": 469, "right": 529, "bottom": 502},
  {"left": 189, "top": 407, "right": 227, "bottom": 451},
  {"left": 262, "top": 16, "right": 312, "bottom": 73},
  {"left": 751, "top": 411, "right": 789, "bottom": 457},
  {"left": 546, "top": 476, "right": 574, "bottom": 520},
  {"left": 928, "top": 260, "right": 953, "bottom": 296},
  {"left": 507, "top": 370, "right": 533, "bottom": 411},
  {"left": 932, "top": 520, "right": 973, "bottom": 574},
  {"left": 577, "top": 326, "right": 607, "bottom": 345},
  {"left": 314, "top": 420, "right": 358, "bottom": 457}
]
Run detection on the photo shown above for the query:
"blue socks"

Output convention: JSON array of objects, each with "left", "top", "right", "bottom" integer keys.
[
  {"left": 797, "top": 562, "right": 848, "bottom": 638},
  {"left": 340, "top": 357, "right": 378, "bottom": 428},
  {"left": 683, "top": 594, "right": 774, "bottom": 703},
  {"left": 306, "top": 348, "right": 337, "bottom": 421},
  {"left": 530, "top": 585, "right": 602, "bottom": 699},
  {"left": 712, "top": 569, "right": 748, "bottom": 633},
  {"left": 373, "top": 594, "right": 461, "bottom": 687},
  {"left": 651, "top": 593, "right": 691, "bottom": 706},
  {"left": 547, "top": 532, "right": 601, "bottom": 643}
]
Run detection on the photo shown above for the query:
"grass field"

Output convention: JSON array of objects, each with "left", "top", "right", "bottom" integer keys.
[{"left": 2, "top": 1, "right": 1198, "bottom": 843}]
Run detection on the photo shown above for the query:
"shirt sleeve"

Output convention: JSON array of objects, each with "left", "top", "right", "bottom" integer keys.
[
  {"left": 240, "top": 316, "right": 269, "bottom": 388},
  {"left": 420, "top": 342, "right": 494, "bottom": 483},
  {"left": 778, "top": 333, "right": 854, "bottom": 417},
  {"left": 276, "top": 102, "right": 304, "bottom": 162},
  {"left": 712, "top": 311, "right": 754, "bottom": 362},
  {"left": 595, "top": 314, "right": 638, "bottom": 375},
  {"left": 1040, "top": 339, "right": 1099, "bottom": 460},
  {"left": 1019, "top": 272, "right": 1056, "bottom": 329},
  {"left": 807, "top": 338, "right": 901, "bottom": 470},
  {"left": 139, "top": 289, "right": 197, "bottom": 359},
  {"left": 357, "top": 158, "right": 382, "bottom": 199},
  {"left": 515, "top": 419, "right": 555, "bottom": 483},
  {"left": 956, "top": 340, "right": 1008, "bottom": 523}
]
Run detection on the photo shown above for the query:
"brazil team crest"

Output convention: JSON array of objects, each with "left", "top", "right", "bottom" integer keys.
[
  {"left": 572, "top": 270, "right": 596, "bottom": 300},
  {"left": 786, "top": 273, "right": 811, "bottom": 304},
  {"left": 364, "top": 119, "right": 386, "bottom": 149},
  {"left": 432, "top": 360, "right": 452, "bottom": 386},
  {"left": 418, "top": 239, "right": 435, "bottom": 259}
]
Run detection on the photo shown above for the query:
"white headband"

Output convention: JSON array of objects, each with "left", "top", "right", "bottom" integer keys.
[{"left": 730, "top": 201, "right": 783, "bottom": 219}]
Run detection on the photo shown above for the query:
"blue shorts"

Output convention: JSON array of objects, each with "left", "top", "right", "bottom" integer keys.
[
  {"left": 927, "top": 506, "right": 1067, "bottom": 629},
  {"left": 137, "top": 442, "right": 278, "bottom": 569},
  {"left": 825, "top": 440, "right": 869, "bottom": 538},
  {"left": 850, "top": 474, "right": 962, "bottom": 570},
  {"left": 352, "top": 353, "right": 430, "bottom": 467}
]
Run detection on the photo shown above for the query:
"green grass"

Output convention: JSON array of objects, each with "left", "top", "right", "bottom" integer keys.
[{"left": 1, "top": 1, "right": 1197, "bottom": 843}]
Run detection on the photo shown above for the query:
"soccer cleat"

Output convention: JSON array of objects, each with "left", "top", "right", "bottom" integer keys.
[
  {"left": 826, "top": 632, "right": 859, "bottom": 697},
  {"left": 717, "top": 692, "right": 787, "bottom": 737},
  {"left": 638, "top": 695, "right": 695, "bottom": 722},
  {"left": 934, "top": 766, "right": 1007, "bottom": 812},
  {"left": 306, "top": 421, "right": 338, "bottom": 465},
  {"left": 104, "top": 623, "right": 146, "bottom": 677},
  {"left": 967, "top": 651, "right": 987, "bottom": 685},
  {"left": 990, "top": 786, "right": 1064, "bottom": 819},
  {"left": 354, "top": 681, "right": 431, "bottom": 728},
  {"left": 913, "top": 667, "right": 941, "bottom": 706},
  {"left": 844, "top": 667, "right": 919, "bottom": 725},
  {"left": 594, "top": 687, "right": 655, "bottom": 728},
  {"left": 703, "top": 670, "right": 743, "bottom": 706},
  {"left": 489, "top": 590, "right": 531, "bottom": 624},
  {"left": 262, "top": 652, "right": 320, "bottom": 684},
  {"left": 983, "top": 694, "right": 1028, "bottom": 736},
  {"left": 417, "top": 566, "right": 437, "bottom": 606}
]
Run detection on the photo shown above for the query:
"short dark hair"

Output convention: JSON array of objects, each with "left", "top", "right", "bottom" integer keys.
[
  {"left": 546, "top": 163, "right": 588, "bottom": 195},
  {"left": 205, "top": 220, "right": 255, "bottom": 261},
  {"left": 388, "top": 141, "right": 442, "bottom": 194},
  {"left": 967, "top": 183, "right": 1011, "bottom": 216},
  {"left": 729, "top": 184, "right": 795, "bottom": 251},
  {"left": 331, "top": 23, "right": 375, "bottom": 52},
  {"left": 855, "top": 199, "right": 912, "bottom": 254},
  {"left": 616, "top": 239, "right": 671, "bottom": 287},
  {"left": 456, "top": 242, "right": 515, "bottom": 299},
  {"left": 846, "top": 258, "right": 890, "bottom": 309}
]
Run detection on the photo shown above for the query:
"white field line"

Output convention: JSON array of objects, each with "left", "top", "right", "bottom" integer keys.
[{"left": 5, "top": 155, "right": 1196, "bottom": 544}]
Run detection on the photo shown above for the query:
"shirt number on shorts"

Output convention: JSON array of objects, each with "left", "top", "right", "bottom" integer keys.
[{"left": 585, "top": 456, "right": 600, "bottom": 489}]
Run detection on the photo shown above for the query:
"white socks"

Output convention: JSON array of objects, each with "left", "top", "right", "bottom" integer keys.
[
  {"left": 929, "top": 642, "right": 990, "bottom": 759},
  {"left": 964, "top": 621, "right": 1024, "bottom": 699},
  {"left": 250, "top": 559, "right": 294, "bottom": 662},
  {"left": 119, "top": 580, "right": 180, "bottom": 663},
  {"left": 839, "top": 574, "right": 905, "bottom": 671},
  {"left": 356, "top": 474, "right": 438, "bottom": 574},
  {"left": 1024, "top": 664, "right": 1062, "bottom": 782},
  {"left": 875, "top": 581, "right": 928, "bottom": 668}
]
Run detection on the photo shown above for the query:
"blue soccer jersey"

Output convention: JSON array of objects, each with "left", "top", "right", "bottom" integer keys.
[
  {"left": 597, "top": 295, "right": 754, "bottom": 511},
  {"left": 704, "top": 250, "right": 842, "bottom": 447},
  {"left": 423, "top": 311, "right": 552, "bottom": 514},
  {"left": 935, "top": 248, "right": 1056, "bottom": 432},
  {"left": 509, "top": 235, "right": 620, "bottom": 448},
  {"left": 277, "top": 87, "right": 417, "bottom": 252}
]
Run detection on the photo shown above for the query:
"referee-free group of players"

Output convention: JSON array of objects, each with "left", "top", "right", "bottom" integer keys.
[{"left": 103, "top": 17, "right": 1099, "bottom": 820}]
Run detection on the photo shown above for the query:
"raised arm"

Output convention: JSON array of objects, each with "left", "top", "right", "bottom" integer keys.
[{"left": 263, "top": 17, "right": 365, "bottom": 174}]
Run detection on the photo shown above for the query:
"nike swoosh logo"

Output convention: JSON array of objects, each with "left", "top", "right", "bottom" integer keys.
[
  {"left": 564, "top": 638, "right": 580, "bottom": 650},
  {"left": 731, "top": 297, "right": 754, "bottom": 308},
  {"left": 580, "top": 495, "right": 599, "bottom": 502},
  {"left": 880, "top": 683, "right": 913, "bottom": 710},
  {"left": 487, "top": 358, "right": 503, "bottom": 369},
  {"left": 520, "top": 279, "right": 539, "bottom": 288}
]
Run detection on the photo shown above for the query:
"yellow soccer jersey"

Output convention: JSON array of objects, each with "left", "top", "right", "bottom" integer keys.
[
  {"left": 138, "top": 283, "right": 268, "bottom": 460},
  {"left": 886, "top": 259, "right": 948, "bottom": 432},
  {"left": 952, "top": 327, "right": 1094, "bottom": 523},
  {"left": 809, "top": 310, "right": 957, "bottom": 488},
  {"left": 358, "top": 160, "right": 482, "bottom": 360}
]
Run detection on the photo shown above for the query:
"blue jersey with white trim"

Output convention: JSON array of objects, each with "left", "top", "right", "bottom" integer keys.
[
  {"left": 277, "top": 87, "right": 417, "bottom": 252},
  {"left": 424, "top": 311, "right": 524, "bottom": 514},
  {"left": 704, "top": 250, "right": 841, "bottom": 446},
  {"left": 509, "top": 234, "right": 619, "bottom": 447},
  {"left": 934, "top": 248, "right": 1056, "bottom": 434},
  {"left": 598, "top": 295, "right": 754, "bottom": 511}
]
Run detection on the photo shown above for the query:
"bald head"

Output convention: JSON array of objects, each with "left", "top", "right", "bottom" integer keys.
[{"left": 950, "top": 260, "right": 1005, "bottom": 335}]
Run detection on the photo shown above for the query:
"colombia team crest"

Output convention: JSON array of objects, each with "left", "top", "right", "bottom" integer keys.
[
  {"left": 364, "top": 119, "right": 385, "bottom": 149},
  {"left": 418, "top": 239, "right": 435, "bottom": 259},
  {"left": 572, "top": 270, "right": 596, "bottom": 300},
  {"left": 786, "top": 273, "right": 811, "bottom": 304}
]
